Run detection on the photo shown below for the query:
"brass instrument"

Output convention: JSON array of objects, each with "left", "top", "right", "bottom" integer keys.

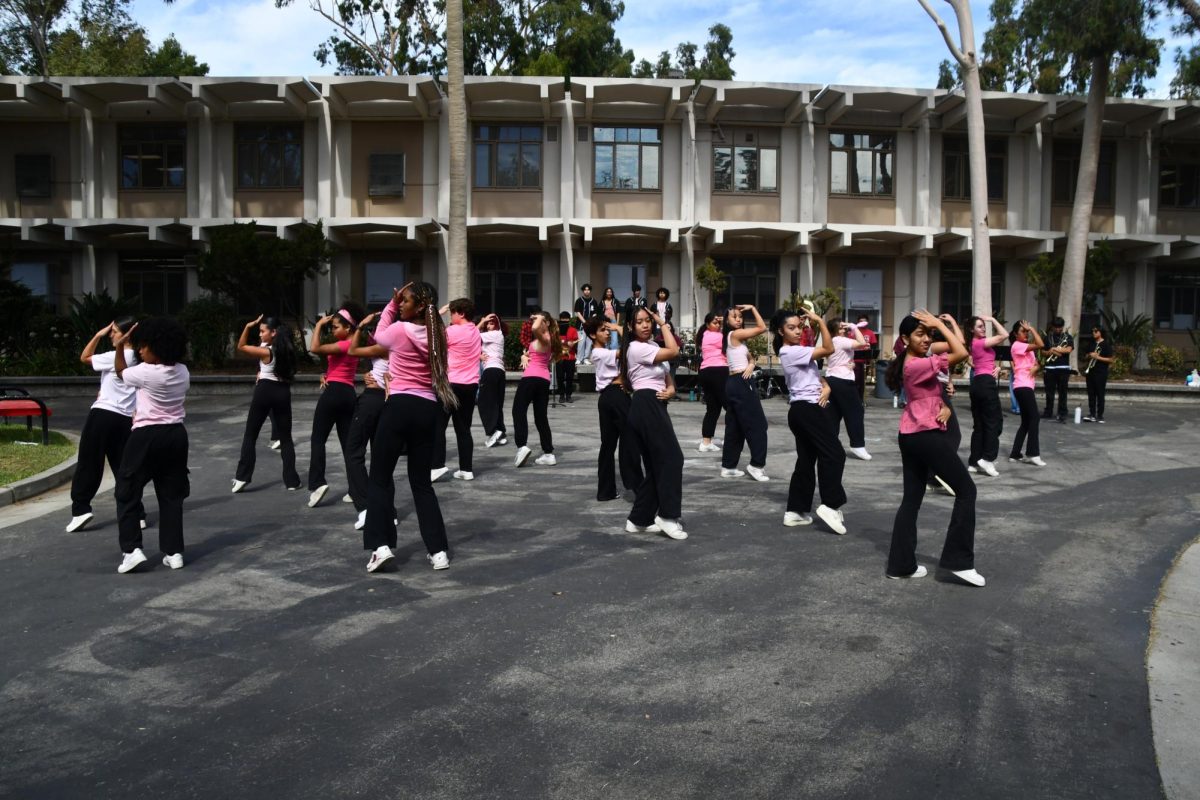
[{"left": 1084, "top": 350, "right": 1097, "bottom": 375}]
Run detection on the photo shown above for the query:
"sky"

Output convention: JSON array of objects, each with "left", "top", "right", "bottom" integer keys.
[{"left": 128, "top": 0, "right": 1191, "bottom": 97}]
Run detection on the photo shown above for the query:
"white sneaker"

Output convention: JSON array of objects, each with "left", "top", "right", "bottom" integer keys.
[
  {"left": 720, "top": 467, "right": 745, "bottom": 478},
  {"left": 967, "top": 465, "right": 978, "bottom": 474},
  {"left": 430, "top": 467, "right": 449, "bottom": 482},
  {"left": 654, "top": 515, "right": 689, "bottom": 540},
  {"left": 887, "top": 565, "right": 928, "bottom": 580},
  {"left": 625, "top": 520, "right": 662, "bottom": 533},
  {"left": 269, "top": 440, "right": 281, "bottom": 451},
  {"left": 308, "top": 485, "right": 328, "bottom": 508},
  {"left": 848, "top": 447, "right": 872, "bottom": 461},
  {"left": 231, "top": 479, "right": 248, "bottom": 494},
  {"left": 498, "top": 437, "right": 508, "bottom": 446},
  {"left": 515, "top": 446, "right": 532, "bottom": 467},
  {"left": 950, "top": 568, "right": 986, "bottom": 587},
  {"left": 933, "top": 474, "right": 956, "bottom": 496},
  {"left": 342, "top": 493, "right": 353, "bottom": 503},
  {"left": 65, "top": 512, "right": 94, "bottom": 533},
  {"left": 977, "top": 459, "right": 1000, "bottom": 477},
  {"left": 367, "top": 545, "right": 394, "bottom": 572},
  {"left": 697, "top": 442, "right": 720, "bottom": 453},
  {"left": 117, "top": 548, "right": 147, "bottom": 574},
  {"left": 746, "top": 465, "right": 769, "bottom": 482},
  {"left": 535, "top": 453, "right": 557, "bottom": 466},
  {"left": 354, "top": 509, "right": 367, "bottom": 530},
  {"left": 162, "top": 553, "right": 184, "bottom": 570},
  {"left": 427, "top": 551, "right": 450, "bottom": 570},
  {"left": 453, "top": 470, "right": 474, "bottom": 481},
  {"left": 783, "top": 511, "right": 813, "bottom": 526},
  {"left": 816, "top": 504, "right": 847, "bottom": 535},
  {"left": 1023, "top": 456, "right": 1047, "bottom": 467},
  {"left": 485, "top": 431, "right": 503, "bottom": 448},
  {"left": 140, "top": 519, "right": 147, "bottom": 530}
]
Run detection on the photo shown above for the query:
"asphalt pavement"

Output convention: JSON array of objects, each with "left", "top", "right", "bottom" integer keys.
[{"left": 1, "top": 389, "right": 1197, "bottom": 799}]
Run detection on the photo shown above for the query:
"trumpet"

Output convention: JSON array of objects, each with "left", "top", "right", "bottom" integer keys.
[{"left": 1084, "top": 351, "right": 1096, "bottom": 375}]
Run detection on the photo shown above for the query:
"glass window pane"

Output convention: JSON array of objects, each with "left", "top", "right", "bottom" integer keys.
[
  {"left": 854, "top": 151, "right": 873, "bottom": 194},
  {"left": 876, "top": 151, "right": 893, "bottom": 194},
  {"left": 237, "top": 142, "right": 255, "bottom": 188},
  {"left": 495, "top": 142, "right": 519, "bottom": 186},
  {"left": 871, "top": 134, "right": 894, "bottom": 151},
  {"left": 142, "top": 144, "right": 164, "bottom": 189},
  {"left": 1181, "top": 164, "right": 1199, "bottom": 208},
  {"left": 829, "top": 132, "right": 845, "bottom": 149},
  {"left": 121, "top": 144, "right": 140, "bottom": 189},
  {"left": 499, "top": 126, "right": 520, "bottom": 141},
  {"left": 987, "top": 155, "right": 1005, "bottom": 201},
  {"left": 594, "top": 127, "right": 615, "bottom": 143},
  {"left": 713, "top": 147, "right": 732, "bottom": 191},
  {"left": 1053, "top": 159, "right": 1074, "bottom": 203},
  {"left": 594, "top": 146, "right": 613, "bottom": 189},
  {"left": 165, "top": 143, "right": 185, "bottom": 188},
  {"left": 474, "top": 143, "right": 491, "bottom": 187},
  {"left": 735, "top": 146, "right": 758, "bottom": 191},
  {"left": 1096, "top": 160, "right": 1113, "bottom": 204},
  {"left": 615, "top": 144, "right": 640, "bottom": 189},
  {"left": 282, "top": 143, "right": 302, "bottom": 187},
  {"left": 523, "top": 126, "right": 541, "bottom": 141},
  {"left": 474, "top": 125, "right": 488, "bottom": 141},
  {"left": 641, "top": 127, "right": 660, "bottom": 143},
  {"left": 760, "top": 148, "right": 777, "bottom": 192},
  {"left": 259, "top": 142, "right": 281, "bottom": 187},
  {"left": 280, "top": 125, "right": 301, "bottom": 142},
  {"left": 615, "top": 128, "right": 629, "bottom": 143},
  {"left": 521, "top": 143, "right": 541, "bottom": 187},
  {"left": 830, "top": 150, "right": 848, "bottom": 194},
  {"left": 944, "top": 155, "right": 962, "bottom": 198},
  {"left": 758, "top": 276, "right": 776, "bottom": 312},
  {"left": 641, "top": 145, "right": 659, "bottom": 190}
]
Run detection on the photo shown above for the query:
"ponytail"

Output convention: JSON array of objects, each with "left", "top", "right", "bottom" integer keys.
[
  {"left": 885, "top": 350, "right": 907, "bottom": 393},
  {"left": 263, "top": 317, "right": 297, "bottom": 382},
  {"left": 416, "top": 283, "right": 458, "bottom": 412},
  {"left": 616, "top": 313, "right": 635, "bottom": 393}
]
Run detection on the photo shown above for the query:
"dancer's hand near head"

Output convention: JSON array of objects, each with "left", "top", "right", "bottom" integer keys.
[{"left": 244, "top": 314, "right": 264, "bottom": 330}]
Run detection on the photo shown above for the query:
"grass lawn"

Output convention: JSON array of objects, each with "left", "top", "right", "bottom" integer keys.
[{"left": 0, "top": 426, "right": 73, "bottom": 486}]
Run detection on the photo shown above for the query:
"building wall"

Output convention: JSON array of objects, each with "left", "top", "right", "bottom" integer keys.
[
  {"left": 0, "top": 122, "right": 73, "bottom": 218},
  {"left": 349, "top": 121, "right": 425, "bottom": 217}
]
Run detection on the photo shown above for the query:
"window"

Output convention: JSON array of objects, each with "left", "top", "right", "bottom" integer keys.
[
  {"left": 236, "top": 124, "right": 303, "bottom": 190},
  {"left": 594, "top": 126, "right": 661, "bottom": 191},
  {"left": 943, "top": 136, "right": 1006, "bottom": 202},
  {"left": 713, "top": 132, "right": 777, "bottom": 193},
  {"left": 368, "top": 154, "right": 405, "bottom": 197},
  {"left": 1158, "top": 144, "right": 1200, "bottom": 209},
  {"left": 120, "top": 257, "right": 187, "bottom": 316},
  {"left": 365, "top": 262, "right": 406, "bottom": 306},
  {"left": 472, "top": 254, "right": 540, "bottom": 318},
  {"left": 712, "top": 258, "right": 777, "bottom": 312},
  {"left": 1052, "top": 140, "right": 1115, "bottom": 206},
  {"left": 120, "top": 125, "right": 186, "bottom": 190},
  {"left": 1155, "top": 270, "right": 1200, "bottom": 329},
  {"left": 830, "top": 132, "right": 894, "bottom": 196},
  {"left": 10, "top": 263, "right": 49, "bottom": 297},
  {"left": 15, "top": 154, "right": 53, "bottom": 198},
  {"left": 940, "top": 266, "right": 1006, "bottom": 324},
  {"left": 473, "top": 125, "right": 542, "bottom": 188}
]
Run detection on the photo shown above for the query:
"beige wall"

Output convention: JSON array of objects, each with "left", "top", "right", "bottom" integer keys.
[
  {"left": 1050, "top": 206, "right": 1114, "bottom": 233},
  {"left": 941, "top": 201, "right": 1007, "bottom": 230},
  {"left": 234, "top": 191, "right": 304, "bottom": 217},
  {"left": 710, "top": 194, "right": 780, "bottom": 222},
  {"left": 827, "top": 197, "right": 896, "bottom": 225},
  {"left": 472, "top": 191, "right": 542, "bottom": 218},
  {"left": 1156, "top": 209, "right": 1200, "bottom": 236},
  {"left": 591, "top": 192, "right": 664, "bottom": 219},
  {"left": 0, "top": 122, "right": 72, "bottom": 217},
  {"left": 119, "top": 191, "right": 186, "bottom": 218},
  {"left": 350, "top": 121, "right": 424, "bottom": 217}
]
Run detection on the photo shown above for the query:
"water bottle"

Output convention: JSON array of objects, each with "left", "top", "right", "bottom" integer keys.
[
  {"left": 892, "top": 393, "right": 898, "bottom": 409},
  {"left": 1074, "top": 406, "right": 1082, "bottom": 424}
]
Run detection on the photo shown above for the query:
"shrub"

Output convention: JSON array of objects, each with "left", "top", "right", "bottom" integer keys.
[
  {"left": 1148, "top": 342, "right": 1185, "bottom": 375},
  {"left": 178, "top": 295, "right": 238, "bottom": 369},
  {"left": 67, "top": 290, "right": 141, "bottom": 341},
  {"left": 503, "top": 322, "right": 525, "bottom": 370},
  {"left": 0, "top": 281, "right": 85, "bottom": 376},
  {"left": 1111, "top": 345, "right": 1135, "bottom": 379}
]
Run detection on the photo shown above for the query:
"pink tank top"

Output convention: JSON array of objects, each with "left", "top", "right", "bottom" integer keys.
[
  {"left": 700, "top": 329, "right": 726, "bottom": 369},
  {"left": 524, "top": 348, "right": 551, "bottom": 381}
]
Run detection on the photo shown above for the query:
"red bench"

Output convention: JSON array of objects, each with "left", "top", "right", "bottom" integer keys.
[{"left": 0, "top": 387, "right": 52, "bottom": 445}]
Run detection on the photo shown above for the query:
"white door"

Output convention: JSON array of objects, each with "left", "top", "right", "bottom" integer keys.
[{"left": 606, "top": 264, "right": 647, "bottom": 299}]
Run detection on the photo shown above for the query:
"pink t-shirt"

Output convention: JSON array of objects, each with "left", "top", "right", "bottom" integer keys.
[
  {"left": 700, "top": 329, "right": 726, "bottom": 369},
  {"left": 374, "top": 301, "right": 435, "bottom": 401},
  {"left": 122, "top": 362, "right": 190, "bottom": 429},
  {"left": 824, "top": 336, "right": 856, "bottom": 381},
  {"left": 899, "top": 354, "right": 949, "bottom": 434},
  {"left": 971, "top": 337, "right": 996, "bottom": 376},
  {"left": 446, "top": 322, "right": 482, "bottom": 385},
  {"left": 591, "top": 348, "right": 619, "bottom": 390},
  {"left": 524, "top": 348, "right": 552, "bottom": 381},
  {"left": 325, "top": 339, "right": 358, "bottom": 386},
  {"left": 626, "top": 339, "right": 667, "bottom": 391},
  {"left": 480, "top": 330, "right": 505, "bottom": 371},
  {"left": 1010, "top": 341, "right": 1036, "bottom": 390}
]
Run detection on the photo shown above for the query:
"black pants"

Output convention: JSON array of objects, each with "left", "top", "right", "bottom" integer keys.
[
  {"left": 1010, "top": 386, "right": 1040, "bottom": 458},
  {"left": 698, "top": 366, "right": 727, "bottom": 439},
  {"left": 1087, "top": 369, "right": 1108, "bottom": 419},
  {"left": 347, "top": 387, "right": 387, "bottom": 511},
  {"left": 968, "top": 374, "right": 1003, "bottom": 464},
  {"left": 787, "top": 401, "right": 847, "bottom": 514},
  {"left": 626, "top": 389, "right": 683, "bottom": 525},
  {"left": 365, "top": 394, "right": 448, "bottom": 555},
  {"left": 723, "top": 374, "right": 768, "bottom": 469},
  {"left": 115, "top": 424, "right": 189, "bottom": 556},
  {"left": 236, "top": 380, "right": 300, "bottom": 488},
  {"left": 887, "top": 429, "right": 976, "bottom": 576},
  {"left": 71, "top": 408, "right": 143, "bottom": 519},
  {"left": 1043, "top": 369, "right": 1071, "bottom": 418},
  {"left": 853, "top": 360, "right": 867, "bottom": 401},
  {"left": 434, "top": 383, "right": 478, "bottom": 471},
  {"left": 308, "top": 381, "right": 356, "bottom": 491},
  {"left": 556, "top": 360, "right": 576, "bottom": 401},
  {"left": 512, "top": 376, "right": 553, "bottom": 452},
  {"left": 597, "top": 384, "right": 643, "bottom": 500},
  {"left": 825, "top": 376, "right": 865, "bottom": 448},
  {"left": 477, "top": 368, "right": 507, "bottom": 437}
]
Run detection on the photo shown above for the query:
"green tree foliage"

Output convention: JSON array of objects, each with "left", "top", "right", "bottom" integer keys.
[
  {"left": 1024, "top": 241, "right": 1120, "bottom": 315},
  {"left": 937, "top": 58, "right": 962, "bottom": 89},
  {"left": 0, "top": 0, "right": 68, "bottom": 76},
  {"left": 177, "top": 294, "right": 237, "bottom": 369},
  {"left": 1165, "top": 1, "right": 1200, "bottom": 96},
  {"left": 633, "top": 24, "right": 736, "bottom": 80}
]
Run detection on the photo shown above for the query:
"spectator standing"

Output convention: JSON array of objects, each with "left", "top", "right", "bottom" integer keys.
[{"left": 574, "top": 284, "right": 599, "bottom": 363}]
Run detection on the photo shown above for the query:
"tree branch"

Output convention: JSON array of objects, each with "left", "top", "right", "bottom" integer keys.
[
  {"left": 1177, "top": 0, "right": 1200, "bottom": 29},
  {"left": 917, "top": 0, "right": 968, "bottom": 66},
  {"left": 309, "top": 0, "right": 390, "bottom": 74}
]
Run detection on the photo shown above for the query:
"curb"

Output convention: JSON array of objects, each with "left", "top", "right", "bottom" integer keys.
[{"left": 0, "top": 430, "right": 78, "bottom": 509}]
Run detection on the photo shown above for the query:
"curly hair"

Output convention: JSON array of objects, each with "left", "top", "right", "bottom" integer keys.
[
  {"left": 448, "top": 297, "right": 475, "bottom": 321},
  {"left": 132, "top": 317, "right": 188, "bottom": 365}
]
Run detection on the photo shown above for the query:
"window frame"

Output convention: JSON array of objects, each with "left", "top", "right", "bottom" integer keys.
[
  {"left": 711, "top": 257, "right": 779, "bottom": 312},
  {"left": 119, "top": 124, "right": 187, "bottom": 192},
  {"left": 14, "top": 154, "right": 53, "bottom": 199},
  {"left": 828, "top": 130, "right": 896, "bottom": 197},
  {"left": 119, "top": 256, "right": 189, "bottom": 316},
  {"left": 472, "top": 253, "right": 542, "bottom": 319},
  {"left": 1154, "top": 270, "right": 1200, "bottom": 330},
  {"left": 235, "top": 123, "right": 304, "bottom": 191},
  {"left": 942, "top": 135, "right": 1007, "bottom": 203},
  {"left": 368, "top": 153, "right": 406, "bottom": 197},
  {"left": 939, "top": 265, "right": 1006, "bottom": 324},
  {"left": 1157, "top": 144, "right": 1200, "bottom": 210},
  {"left": 1051, "top": 139, "right": 1116, "bottom": 207},
  {"left": 472, "top": 124, "right": 543, "bottom": 190},
  {"left": 712, "top": 132, "right": 778, "bottom": 195},
  {"left": 592, "top": 125, "right": 662, "bottom": 193}
]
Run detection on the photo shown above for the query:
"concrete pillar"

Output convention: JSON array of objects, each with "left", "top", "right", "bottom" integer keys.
[
  {"left": 196, "top": 106, "right": 214, "bottom": 218},
  {"left": 316, "top": 105, "right": 333, "bottom": 219},
  {"left": 333, "top": 119, "right": 351, "bottom": 217}
]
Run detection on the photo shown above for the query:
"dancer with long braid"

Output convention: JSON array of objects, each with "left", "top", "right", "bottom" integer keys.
[
  {"left": 306, "top": 302, "right": 365, "bottom": 507},
  {"left": 231, "top": 315, "right": 301, "bottom": 493},
  {"left": 720, "top": 304, "right": 770, "bottom": 482},
  {"left": 362, "top": 282, "right": 459, "bottom": 573}
]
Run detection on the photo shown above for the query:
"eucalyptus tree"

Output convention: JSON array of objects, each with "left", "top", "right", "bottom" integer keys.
[{"left": 446, "top": 0, "right": 467, "bottom": 301}]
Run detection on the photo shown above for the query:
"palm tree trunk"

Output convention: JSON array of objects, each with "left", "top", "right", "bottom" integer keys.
[
  {"left": 955, "top": 2, "right": 992, "bottom": 321},
  {"left": 446, "top": 0, "right": 468, "bottom": 301}
]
